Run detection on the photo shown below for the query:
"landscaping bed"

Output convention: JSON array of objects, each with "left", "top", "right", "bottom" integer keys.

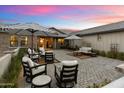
[
  {"left": 0, "top": 48, "right": 27, "bottom": 88},
  {"left": 93, "top": 49, "right": 124, "bottom": 61}
]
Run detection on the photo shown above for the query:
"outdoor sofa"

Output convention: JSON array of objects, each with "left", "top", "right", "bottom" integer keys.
[{"left": 73, "top": 46, "right": 96, "bottom": 57}]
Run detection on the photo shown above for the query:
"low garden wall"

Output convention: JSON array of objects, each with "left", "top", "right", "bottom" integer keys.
[
  {"left": 103, "top": 76, "right": 124, "bottom": 88},
  {"left": 0, "top": 54, "right": 12, "bottom": 78},
  {"left": 0, "top": 48, "right": 25, "bottom": 88},
  {"left": 0, "top": 47, "right": 20, "bottom": 78}
]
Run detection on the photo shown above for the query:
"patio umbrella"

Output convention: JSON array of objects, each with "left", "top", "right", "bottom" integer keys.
[
  {"left": 27, "top": 28, "right": 38, "bottom": 52},
  {"left": 65, "top": 35, "right": 82, "bottom": 48},
  {"left": 15, "top": 28, "right": 48, "bottom": 53},
  {"left": 64, "top": 35, "right": 82, "bottom": 40}
]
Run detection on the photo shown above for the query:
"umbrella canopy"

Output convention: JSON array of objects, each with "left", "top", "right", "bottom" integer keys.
[
  {"left": 15, "top": 28, "right": 44, "bottom": 52},
  {"left": 65, "top": 35, "right": 82, "bottom": 49},
  {"left": 65, "top": 35, "right": 82, "bottom": 40}
]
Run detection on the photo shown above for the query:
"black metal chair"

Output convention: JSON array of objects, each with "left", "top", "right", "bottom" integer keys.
[
  {"left": 45, "top": 52, "right": 54, "bottom": 64},
  {"left": 54, "top": 61, "right": 78, "bottom": 88},
  {"left": 22, "top": 56, "right": 47, "bottom": 83}
]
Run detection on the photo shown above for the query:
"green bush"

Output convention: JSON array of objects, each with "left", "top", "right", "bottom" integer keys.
[
  {"left": 116, "top": 52, "right": 124, "bottom": 61},
  {"left": 105, "top": 51, "right": 115, "bottom": 58},
  {"left": 92, "top": 49, "right": 100, "bottom": 55},
  {"left": 90, "top": 49, "right": 124, "bottom": 61},
  {"left": 0, "top": 48, "right": 27, "bottom": 88},
  {"left": 0, "top": 83, "right": 16, "bottom": 88},
  {"left": 99, "top": 51, "right": 106, "bottom": 57},
  {"left": 87, "top": 79, "right": 111, "bottom": 88}
]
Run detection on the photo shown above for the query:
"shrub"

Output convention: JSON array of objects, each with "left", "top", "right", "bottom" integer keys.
[
  {"left": 116, "top": 52, "right": 124, "bottom": 61},
  {"left": 99, "top": 51, "right": 106, "bottom": 57},
  {"left": 106, "top": 51, "right": 117, "bottom": 58},
  {"left": 87, "top": 79, "right": 111, "bottom": 88},
  {"left": 92, "top": 49, "right": 100, "bottom": 55},
  {"left": 92, "top": 49, "right": 124, "bottom": 61},
  {"left": 0, "top": 48, "right": 26, "bottom": 88}
]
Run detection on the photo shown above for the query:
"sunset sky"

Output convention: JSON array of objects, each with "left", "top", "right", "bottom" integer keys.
[{"left": 0, "top": 5, "right": 124, "bottom": 30}]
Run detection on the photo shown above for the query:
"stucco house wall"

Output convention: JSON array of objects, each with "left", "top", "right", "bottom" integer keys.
[
  {"left": 79, "top": 31, "right": 124, "bottom": 52},
  {"left": 0, "top": 32, "right": 10, "bottom": 51}
]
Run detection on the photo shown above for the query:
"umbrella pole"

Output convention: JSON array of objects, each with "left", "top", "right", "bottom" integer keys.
[{"left": 32, "top": 33, "right": 34, "bottom": 54}]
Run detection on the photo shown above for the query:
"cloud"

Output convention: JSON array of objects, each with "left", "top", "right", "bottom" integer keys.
[
  {"left": 1, "top": 5, "right": 124, "bottom": 29},
  {"left": 58, "top": 6, "right": 124, "bottom": 24},
  {"left": 0, "top": 6, "right": 62, "bottom": 16}
]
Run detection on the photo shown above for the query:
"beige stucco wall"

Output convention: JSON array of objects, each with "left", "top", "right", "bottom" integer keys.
[
  {"left": 0, "top": 33, "right": 9, "bottom": 51},
  {"left": 0, "top": 54, "right": 12, "bottom": 78},
  {"left": 78, "top": 31, "right": 124, "bottom": 52},
  {"left": 68, "top": 39, "right": 83, "bottom": 48}
]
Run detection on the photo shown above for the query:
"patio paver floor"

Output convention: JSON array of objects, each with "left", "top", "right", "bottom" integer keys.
[{"left": 18, "top": 49, "right": 124, "bottom": 88}]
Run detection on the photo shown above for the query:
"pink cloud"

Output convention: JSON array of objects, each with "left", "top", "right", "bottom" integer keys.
[
  {"left": 92, "top": 15, "right": 124, "bottom": 24},
  {"left": 7, "top": 6, "right": 62, "bottom": 16},
  {"left": 59, "top": 6, "right": 124, "bottom": 24}
]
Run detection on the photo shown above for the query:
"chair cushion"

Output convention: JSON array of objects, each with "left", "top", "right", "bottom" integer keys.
[
  {"left": 61, "top": 60, "right": 78, "bottom": 66},
  {"left": 28, "top": 48, "right": 38, "bottom": 54},
  {"left": 39, "top": 47, "right": 45, "bottom": 55},
  {"left": 31, "top": 55, "right": 39, "bottom": 59},
  {"left": 22, "top": 56, "right": 35, "bottom": 67},
  {"left": 32, "top": 65, "right": 45, "bottom": 75},
  {"left": 28, "top": 48, "right": 32, "bottom": 54}
]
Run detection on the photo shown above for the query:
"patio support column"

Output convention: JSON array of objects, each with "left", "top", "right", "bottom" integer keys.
[
  {"left": 53, "top": 38, "right": 57, "bottom": 49},
  {"left": 18, "top": 35, "right": 20, "bottom": 47}
]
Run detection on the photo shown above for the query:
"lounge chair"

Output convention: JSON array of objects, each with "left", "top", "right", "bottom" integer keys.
[
  {"left": 22, "top": 56, "right": 47, "bottom": 83},
  {"left": 54, "top": 60, "right": 78, "bottom": 88},
  {"left": 27, "top": 48, "right": 40, "bottom": 62},
  {"left": 38, "top": 47, "right": 45, "bottom": 56}
]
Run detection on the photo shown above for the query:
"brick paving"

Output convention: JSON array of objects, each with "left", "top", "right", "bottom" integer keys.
[{"left": 19, "top": 49, "right": 124, "bottom": 88}]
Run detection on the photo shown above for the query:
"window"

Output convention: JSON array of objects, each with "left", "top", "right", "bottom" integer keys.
[
  {"left": 58, "top": 39, "right": 64, "bottom": 45},
  {"left": 10, "top": 35, "right": 18, "bottom": 47},
  {"left": 20, "top": 36, "right": 28, "bottom": 47},
  {"left": 97, "top": 34, "right": 101, "bottom": 41},
  {"left": 110, "top": 43, "right": 119, "bottom": 52}
]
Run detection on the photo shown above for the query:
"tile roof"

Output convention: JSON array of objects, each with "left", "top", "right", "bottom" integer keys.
[{"left": 74, "top": 21, "right": 124, "bottom": 36}]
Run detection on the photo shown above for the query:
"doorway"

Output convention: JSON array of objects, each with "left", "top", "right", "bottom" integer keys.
[{"left": 38, "top": 37, "right": 54, "bottom": 49}]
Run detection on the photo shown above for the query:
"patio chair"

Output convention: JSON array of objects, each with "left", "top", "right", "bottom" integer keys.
[
  {"left": 38, "top": 47, "right": 45, "bottom": 56},
  {"left": 45, "top": 51, "right": 54, "bottom": 64},
  {"left": 22, "top": 56, "right": 47, "bottom": 83},
  {"left": 54, "top": 60, "right": 78, "bottom": 88},
  {"left": 27, "top": 48, "right": 40, "bottom": 62}
]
